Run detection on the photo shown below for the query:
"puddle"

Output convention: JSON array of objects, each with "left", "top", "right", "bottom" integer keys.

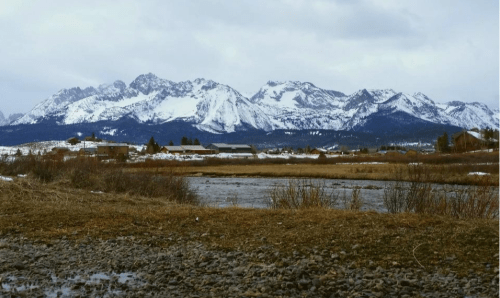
[{"left": 1, "top": 271, "right": 145, "bottom": 298}]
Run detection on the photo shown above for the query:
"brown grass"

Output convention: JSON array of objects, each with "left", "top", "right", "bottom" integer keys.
[
  {"left": 0, "top": 178, "right": 497, "bottom": 277},
  {"left": 130, "top": 163, "right": 499, "bottom": 186},
  {"left": 268, "top": 179, "right": 339, "bottom": 209},
  {"left": 0, "top": 157, "right": 198, "bottom": 205},
  {"left": 383, "top": 165, "right": 499, "bottom": 219}
]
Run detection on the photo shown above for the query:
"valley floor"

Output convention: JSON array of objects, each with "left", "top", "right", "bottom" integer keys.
[{"left": 0, "top": 178, "right": 498, "bottom": 297}]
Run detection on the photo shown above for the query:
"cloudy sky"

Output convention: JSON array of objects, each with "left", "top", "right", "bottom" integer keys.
[{"left": 0, "top": 0, "right": 498, "bottom": 116}]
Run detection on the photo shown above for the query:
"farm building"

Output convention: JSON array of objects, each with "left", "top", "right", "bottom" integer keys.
[
  {"left": 205, "top": 143, "right": 253, "bottom": 154},
  {"left": 161, "top": 146, "right": 186, "bottom": 154},
  {"left": 310, "top": 148, "right": 329, "bottom": 155},
  {"left": 97, "top": 144, "right": 129, "bottom": 159},
  {"left": 51, "top": 147, "right": 71, "bottom": 155},
  {"left": 79, "top": 147, "right": 97, "bottom": 155},
  {"left": 181, "top": 145, "right": 214, "bottom": 155},
  {"left": 453, "top": 131, "right": 498, "bottom": 152},
  {"left": 160, "top": 145, "right": 214, "bottom": 155}
]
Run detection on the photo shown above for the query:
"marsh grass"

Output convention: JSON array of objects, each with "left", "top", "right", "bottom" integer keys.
[
  {"left": 383, "top": 165, "right": 498, "bottom": 219},
  {"left": 268, "top": 179, "right": 339, "bottom": 209},
  {"left": 141, "top": 162, "right": 499, "bottom": 186},
  {"left": 0, "top": 157, "right": 198, "bottom": 205},
  {"left": 348, "top": 188, "right": 363, "bottom": 211}
]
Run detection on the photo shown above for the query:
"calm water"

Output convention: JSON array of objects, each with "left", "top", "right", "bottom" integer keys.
[
  {"left": 188, "top": 177, "right": 390, "bottom": 211},
  {"left": 188, "top": 177, "right": 499, "bottom": 212}
]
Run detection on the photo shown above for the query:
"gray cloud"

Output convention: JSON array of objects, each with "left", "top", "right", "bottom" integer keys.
[{"left": 0, "top": 0, "right": 497, "bottom": 116}]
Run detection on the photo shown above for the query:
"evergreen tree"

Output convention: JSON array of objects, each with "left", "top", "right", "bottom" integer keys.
[
  {"left": 193, "top": 138, "right": 200, "bottom": 145},
  {"left": 187, "top": 138, "right": 193, "bottom": 145},
  {"left": 181, "top": 136, "right": 188, "bottom": 145},
  {"left": 147, "top": 136, "right": 160, "bottom": 154},
  {"left": 435, "top": 132, "right": 450, "bottom": 153},
  {"left": 169, "top": 140, "right": 174, "bottom": 146}
]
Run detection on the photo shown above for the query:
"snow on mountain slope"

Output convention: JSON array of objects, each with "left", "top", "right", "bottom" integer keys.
[
  {"left": 11, "top": 73, "right": 499, "bottom": 132},
  {"left": 13, "top": 74, "right": 275, "bottom": 133},
  {"left": 250, "top": 81, "right": 345, "bottom": 110},
  {"left": 249, "top": 81, "right": 349, "bottom": 130},
  {"left": 377, "top": 93, "right": 445, "bottom": 122},
  {"left": 437, "top": 101, "right": 499, "bottom": 129},
  {"left": 12, "top": 86, "right": 100, "bottom": 125}
]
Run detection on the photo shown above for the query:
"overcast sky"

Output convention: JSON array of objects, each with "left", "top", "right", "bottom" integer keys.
[{"left": 0, "top": 0, "right": 498, "bottom": 116}]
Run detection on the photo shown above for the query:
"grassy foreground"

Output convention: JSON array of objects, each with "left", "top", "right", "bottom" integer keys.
[{"left": 0, "top": 178, "right": 497, "bottom": 278}]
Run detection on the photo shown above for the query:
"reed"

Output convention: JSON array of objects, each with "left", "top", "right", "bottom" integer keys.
[{"left": 267, "top": 179, "right": 338, "bottom": 209}]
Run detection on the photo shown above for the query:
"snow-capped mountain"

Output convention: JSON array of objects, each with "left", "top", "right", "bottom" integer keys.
[
  {"left": 11, "top": 73, "right": 499, "bottom": 134},
  {"left": 12, "top": 74, "right": 275, "bottom": 133}
]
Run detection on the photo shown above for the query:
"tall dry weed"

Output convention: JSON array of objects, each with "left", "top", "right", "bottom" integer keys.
[
  {"left": 342, "top": 187, "right": 363, "bottom": 211},
  {"left": 0, "top": 156, "right": 199, "bottom": 205},
  {"left": 383, "top": 165, "right": 498, "bottom": 219},
  {"left": 268, "top": 179, "right": 338, "bottom": 209}
]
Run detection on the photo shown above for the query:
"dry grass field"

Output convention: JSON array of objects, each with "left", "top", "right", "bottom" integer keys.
[
  {"left": 0, "top": 153, "right": 498, "bottom": 279},
  {"left": 0, "top": 178, "right": 497, "bottom": 278},
  {"left": 0, "top": 179, "right": 499, "bottom": 273},
  {"left": 130, "top": 163, "right": 499, "bottom": 186}
]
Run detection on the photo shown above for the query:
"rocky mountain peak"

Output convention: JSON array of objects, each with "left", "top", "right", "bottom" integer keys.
[{"left": 129, "top": 73, "right": 174, "bottom": 95}]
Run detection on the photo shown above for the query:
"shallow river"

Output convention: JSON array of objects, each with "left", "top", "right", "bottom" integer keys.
[
  {"left": 188, "top": 177, "right": 499, "bottom": 213},
  {"left": 188, "top": 177, "right": 393, "bottom": 211}
]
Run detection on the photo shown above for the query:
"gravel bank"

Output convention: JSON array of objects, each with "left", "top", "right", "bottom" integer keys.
[{"left": 1, "top": 235, "right": 498, "bottom": 297}]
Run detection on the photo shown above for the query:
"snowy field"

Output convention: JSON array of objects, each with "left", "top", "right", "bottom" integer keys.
[{"left": 0, "top": 140, "right": 142, "bottom": 156}]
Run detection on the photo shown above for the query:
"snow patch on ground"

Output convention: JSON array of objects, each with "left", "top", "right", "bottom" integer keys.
[
  {"left": 0, "top": 175, "right": 13, "bottom": 181},
  {"left": 467, "top": 172, "right": 490, "bottom": 176}
]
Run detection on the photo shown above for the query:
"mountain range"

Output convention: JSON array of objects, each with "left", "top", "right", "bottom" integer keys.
[{"left": 0, "top": 73, "right": 498, "bottom": 147}]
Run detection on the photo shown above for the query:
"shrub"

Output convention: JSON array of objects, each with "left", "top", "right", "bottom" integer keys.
[
  {"left": 383, "top": 175, "right": 498, "bottom": 219},
  {"left": 268, "top": 179, "right": 338, "bottom": 209}
]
